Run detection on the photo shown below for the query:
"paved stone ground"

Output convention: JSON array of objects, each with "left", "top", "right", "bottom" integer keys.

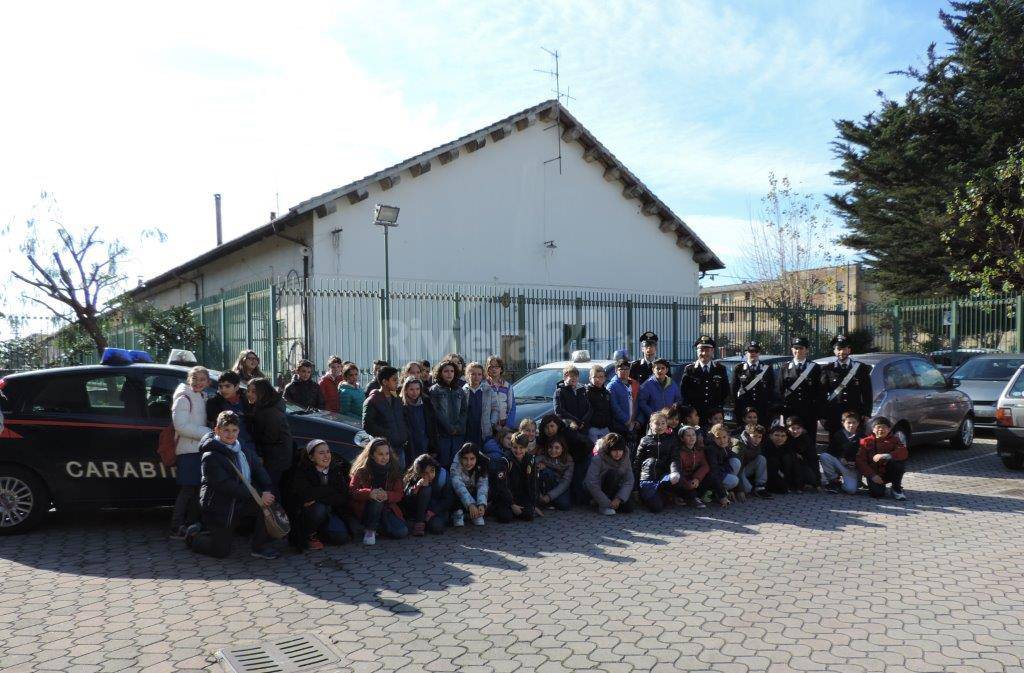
[{"left": 2, "top": 436, "right": 1023, "bottom": 673}]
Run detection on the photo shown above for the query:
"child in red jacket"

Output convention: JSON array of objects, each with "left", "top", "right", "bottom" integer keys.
[
  {"left": 670, "top": 425, "right": 712, "bottom": 509},
  {"left": 318, "top": 356, "right": 345, "bottom": 413},
  {"left": 349, "top": 437, "right": 409, "bottom": 544},
  {"left": 856, "top": 416, "right": 908, "bottom": 501}
]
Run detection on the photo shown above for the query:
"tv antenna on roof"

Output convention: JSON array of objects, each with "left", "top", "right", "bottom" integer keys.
[{"left": 535, "top": 47, "right": 576, "bottom": 175}]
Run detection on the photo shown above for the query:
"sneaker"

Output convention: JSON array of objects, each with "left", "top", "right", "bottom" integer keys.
[
  {"left": 169, "top": 526, "right": 187, "bottom": 540},
  {"left": 452, "top": 510, "right": 465, "bottom": 527},
  {"left": 824, "top": 482, "right": 841, "bottom": 494},
  {"left": 184, "top": 523, "right": 202, "bottom": 548},
  {"left": 599, "top": 507, "right": 617, "bottom": 516},
  {"left": 734, "top": 491, "right": 747, "bottom": 503},
  {"left": 754, "top": 488, "right": 772, "bottom": 499},
  {"left": 690, "top": 497, "right": 706, "bottom": 509},
  {"left": 892, "top": 489, "right": 906, "bottom": 501},
  {"left": 250, "top": 548, "right": 280, "bottom": 560},
  {"left": 412, "top": 522, "right": 426, "bottom": 537},
  {"left": 701, "top": 491, "right": 714, "bottom": 504},
  {"left": 363, "top": 531, "right": 377, "bottom": 545},
  {"left": 471, "top": 517, "right": 485, "bottom": 526},
  {"left": 306, "top": 535, "right": 325, "bottom": 551}
]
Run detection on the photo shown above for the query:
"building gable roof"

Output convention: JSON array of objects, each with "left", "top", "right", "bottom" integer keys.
[{"left": 137, "top": 100, "right": 723, "bottom": 294}]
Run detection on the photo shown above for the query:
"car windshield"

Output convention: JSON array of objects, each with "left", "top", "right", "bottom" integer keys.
[{"left": 953, "top": 357, "right": 1024, "bottom": 381}]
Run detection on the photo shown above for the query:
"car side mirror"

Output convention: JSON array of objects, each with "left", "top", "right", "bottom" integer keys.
[{"left": 947, "top": 377, "right": 959, "bottom": 388}]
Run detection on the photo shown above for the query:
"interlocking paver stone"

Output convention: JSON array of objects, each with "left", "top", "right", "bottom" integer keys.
[{"left": 0, "top": 438, "right": 1022, "bottom": 672}]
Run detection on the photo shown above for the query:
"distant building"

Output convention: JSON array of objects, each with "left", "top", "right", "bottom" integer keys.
[{"left": 698, "top": 263, "right": 881, "bottom": 333}]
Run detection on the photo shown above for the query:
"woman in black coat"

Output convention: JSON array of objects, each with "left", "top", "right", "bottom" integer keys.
[
  {"left": 289, "top": 439, "right": 353, "bottom": 550},
  {"left": 246, "top": 377, "right": 295, "bottom": 499}
]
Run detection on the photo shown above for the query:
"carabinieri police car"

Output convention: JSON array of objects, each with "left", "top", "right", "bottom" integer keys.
[{"left": 0, "top": 349, "right": 366, "bottom": 534}]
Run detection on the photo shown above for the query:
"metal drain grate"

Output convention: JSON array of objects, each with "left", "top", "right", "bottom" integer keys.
[{"left": 215, "top": 633, "right": 341, "bottom": 673}]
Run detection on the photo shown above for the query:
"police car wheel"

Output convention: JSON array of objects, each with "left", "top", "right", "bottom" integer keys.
[{"left": 0, "top": 466, "right": 48, "bottom": 535}]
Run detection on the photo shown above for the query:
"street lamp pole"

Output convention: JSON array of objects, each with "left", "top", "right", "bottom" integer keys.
[
  {"left": 373, "top": 204, "right": 401, "bottom": 362},
  {"left": 383, "top": 222, "right": 391, "bottom": 361}
]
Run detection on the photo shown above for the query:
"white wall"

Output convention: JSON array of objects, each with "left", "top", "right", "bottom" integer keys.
[{"left": 309, "top": 122, "right": 701, "bottom": 295}]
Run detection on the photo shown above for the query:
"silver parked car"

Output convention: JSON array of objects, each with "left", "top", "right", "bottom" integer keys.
[
  {"left": 814, "top": 353, "right": 974, "bottom": 450},
  {"left": 994, "top": 365, "right": 1024, "bottom": 469},
  {"left": 949, "top": 354, "right": 1024, "bottom": 428}
]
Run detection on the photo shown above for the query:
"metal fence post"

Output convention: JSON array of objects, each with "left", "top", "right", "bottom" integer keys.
[
  {"left": 949, "top": 299, "right": 960, "bottom": 351},
  {"left": 671, "top": 301, "right": 679, "bottom": 360},
  {"left": 517, "top": 294, "right": 527, "bottom": 372},
  {"left": 892, "top": 301, "right": 902, "bottom": 352},
  {"left": 244, "top": 290, "right": 252, "bottom": 349},
  {"left": 749, "top": 304, "right": 756, "bottom": 343},
  {"left": 197, "top": 306, "right": 207, "bottom": 365},
  {"left": 574, "top": 296, "right": 584, "bottom": 351},
  {"left": 378, "top": 288, "right": 388, "bottom": 361},
  {"left": 268, "top": 285, "right": 278, "bottom": 381},
  {"left": 782, "top": 304, "right": 790, "bottom": 349},
  {"left": 219, "top": 297, "right": 227, "bottom": 370},
  {"left": 1017, "top": 294, "right": 1024, "bottom": 353},
  {"left": 712, "top": 304, "right": 720, "bottom": 346},
  {"left": 453, "top": 292, "right": 462, "bottom": 354},
  {"left": 626, "top": 299, "right": 634, "bottom": 357}
]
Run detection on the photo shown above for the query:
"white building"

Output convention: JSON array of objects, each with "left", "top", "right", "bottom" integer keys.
[{"left": 135, "top": 100, "right": 722, "bottom": 306}]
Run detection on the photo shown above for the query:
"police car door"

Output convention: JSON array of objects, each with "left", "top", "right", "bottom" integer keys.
[{"left": 27, "top": 371, "right": 166, "bottom": 504}]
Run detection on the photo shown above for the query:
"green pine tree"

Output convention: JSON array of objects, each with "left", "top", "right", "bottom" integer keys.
[{"left": 830, "top": 0, "right": 1024, "bottom": 297}]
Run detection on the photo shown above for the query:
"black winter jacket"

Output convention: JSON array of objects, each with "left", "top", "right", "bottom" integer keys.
[
  {"left": 635, "top": 433, "right": 680, "bottom": 482},
  {"left": 248, "top": 391, "right": 295, "bottom": 472},
  {"left": 585, "top": 384, "right": 612, "bottom": 429},
  {"left": 554, "top": 382, "right": 592, "bottom": 429},
  {"left": 490, "top": 450, "right": 538, "bottom": 508},
  {"left": 289, "top": 459, "right": 351, "bottom": 513},
  {"left": 283, "top": 375, "right": 326, "bottom": 409},
  {"left": 199, "top": 432, "right": 273, "bottom": 528},
  {"left": 362, "top": 389, "right": 410, "bottom": 449}
]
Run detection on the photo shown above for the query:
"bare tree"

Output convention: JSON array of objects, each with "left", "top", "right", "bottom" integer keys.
[
  {"left": 3, "top": 193, "right": 162, "bottom": 355},
  {"left": 741, "top": 174, "right": 839, "bottom": 308}
]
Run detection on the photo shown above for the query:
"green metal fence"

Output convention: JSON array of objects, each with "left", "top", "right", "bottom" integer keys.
[
  {"left": 8, "top": 280, "right": 1024, "bottom": 378},
  {"left": 175, "top": 282, "right": 1023, "bottom": 382},
  {"left": 182, "top": 278, "right": 856, "bottom": 383},
  {"left": 855, "top": 294, "right": 1024, "bottom": 355}
]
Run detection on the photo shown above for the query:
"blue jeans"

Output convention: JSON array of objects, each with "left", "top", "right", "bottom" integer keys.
[
  {"left": 437, "top": 435, "right": 464, "bottom": 471},
  {"left": 302, "top": 503, "right": 351, "bottom": 544},
  {"left": 361, "top": 500, "right": 409, "bottom": 538},
  {"left": 638, "top": 474, "right": 675, "bottom": 512}
]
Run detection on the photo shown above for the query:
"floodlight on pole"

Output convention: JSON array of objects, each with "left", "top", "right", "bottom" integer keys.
[{"left": 373, "top": 204, "right": 400, "bottom": 361}]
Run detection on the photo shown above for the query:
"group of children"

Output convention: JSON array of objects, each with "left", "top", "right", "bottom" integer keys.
[{"left": 182, "top": 348, "right": 908, "bottom": 558}]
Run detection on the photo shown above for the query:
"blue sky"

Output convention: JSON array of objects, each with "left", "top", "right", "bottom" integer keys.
[{"left": 0, "top": 0, "right": 950, "bottom": 326}]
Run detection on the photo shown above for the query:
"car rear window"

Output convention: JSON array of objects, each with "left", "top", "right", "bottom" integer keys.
[
  {"left": 1007, "top": 372, "right": 1024, "bottom": 399},
  {"left": 953, "top": 357, "right": 1024, "bottom": 381}
]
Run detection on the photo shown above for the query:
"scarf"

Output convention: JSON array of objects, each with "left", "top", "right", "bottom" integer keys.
[
  {"left": 369, "top": 461, "right": 391, "bottom": 489},
  {"left": 225, "top": 441, "right": 251, "bottom": 483}
]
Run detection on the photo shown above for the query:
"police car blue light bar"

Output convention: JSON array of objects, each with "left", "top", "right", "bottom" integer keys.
[{"left": 100, "top": 348, "right": 134, "bottom": 365}]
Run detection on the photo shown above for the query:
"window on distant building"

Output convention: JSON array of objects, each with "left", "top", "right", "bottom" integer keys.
[
  {"left": 836, "top": 281, "right": 845, "bottom": 292},
  {"left": 744, "top": 291, "right": 751, "bottom": 301}
]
